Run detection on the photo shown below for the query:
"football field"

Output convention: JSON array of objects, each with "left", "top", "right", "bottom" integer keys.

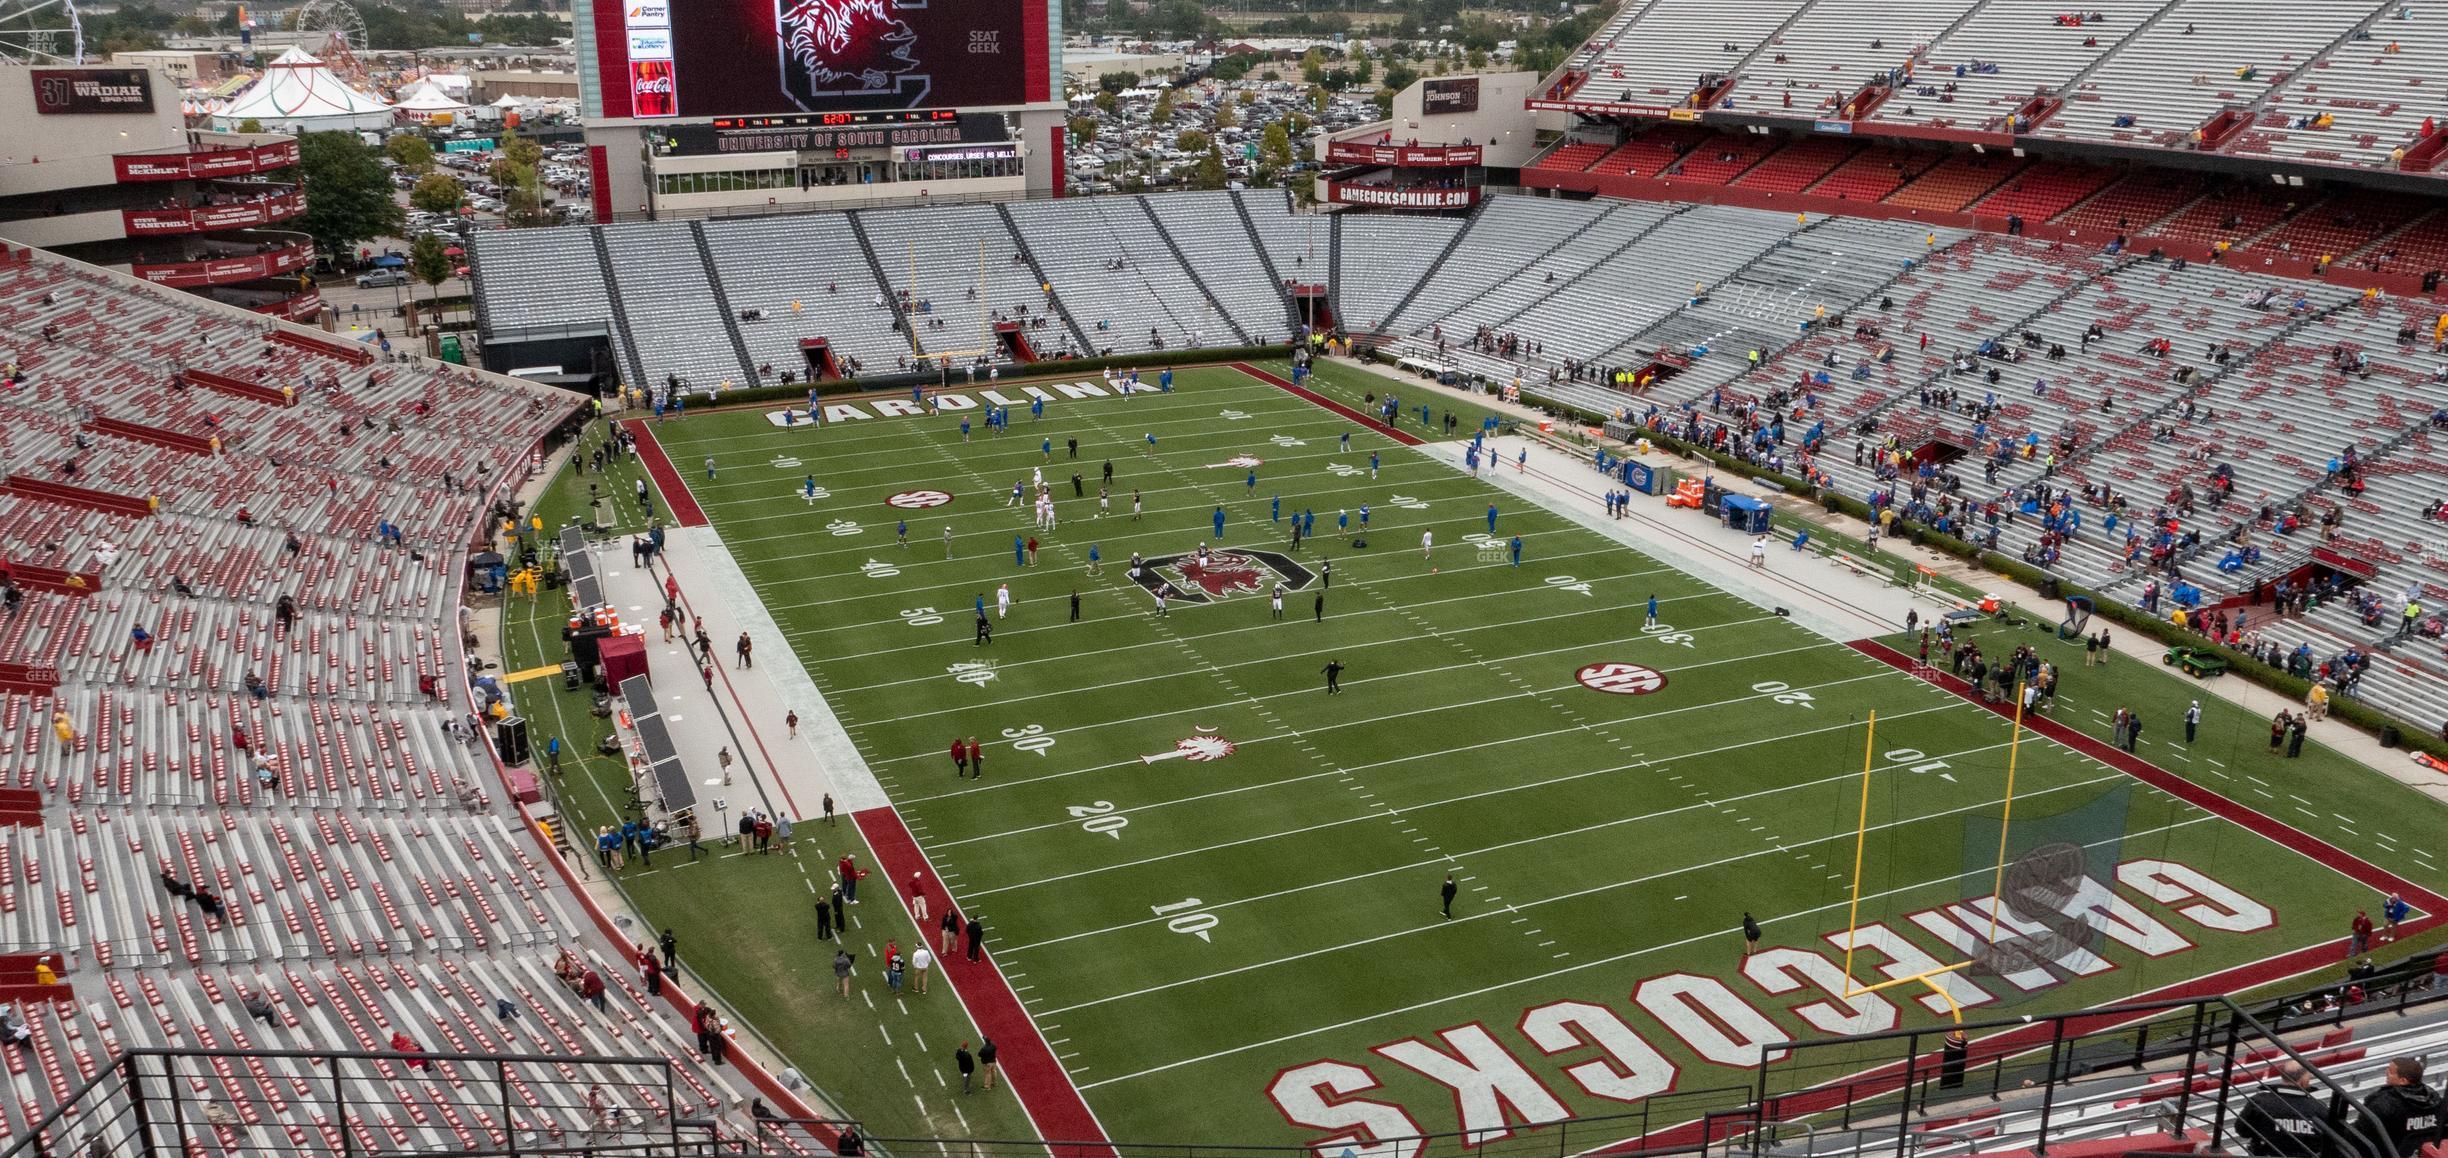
[{"left": 542, "top": 362, "right": 2446, "bottom": 1151}]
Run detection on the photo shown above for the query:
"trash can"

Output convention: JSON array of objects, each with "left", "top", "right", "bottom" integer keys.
[{"left": 2379, "top": 725, "right": 2400, "bottom": 749}]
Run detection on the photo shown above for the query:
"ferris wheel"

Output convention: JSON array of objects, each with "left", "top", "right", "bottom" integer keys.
[
  {"left": 0, "top": 0, "right": 85, "bottom": 65},
  {"left": 290, "top": 0, "right": 369, "bottom": 58}
]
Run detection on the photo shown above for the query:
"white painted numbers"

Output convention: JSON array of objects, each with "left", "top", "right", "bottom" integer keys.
[
  {"left": 899, "top": 607, "right": 943, "bottom": 627},
  {"left": 861, "top": 559, "right": 900, "bottom": 579},
  {"left": 1751, "top": 681, "right": 1816, "bottom": 708},
  {"left": 1640, "top": 622, "right": 1696, "bottom": 648},
  {"left": 1002, "top": 724, "right": 1055, "bottom": 755},
  {"left": 1152, "top": 897, "right": 1219, "bottom": 942},
  {"left": 1067, "top": 801, "right": 1128, "bottom": 839}
]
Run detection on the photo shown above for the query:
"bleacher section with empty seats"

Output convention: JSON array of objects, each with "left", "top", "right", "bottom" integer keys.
[
  {"left": 2038, "top": 0, "right": 2374, "bottom": 150},
  {"left": 596, "top": 223, "right": 751, "bottom": 391},
  {"left": 699, "top": 215, "right": 911, "bottom": 378},
  {"left": 0, "top": 248, "right": 791, "bottom": 1150}
]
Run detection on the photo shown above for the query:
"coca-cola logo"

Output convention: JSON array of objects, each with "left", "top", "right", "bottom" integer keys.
[{"left": 635, "top": 73, "right": 674, "bottom": 94}]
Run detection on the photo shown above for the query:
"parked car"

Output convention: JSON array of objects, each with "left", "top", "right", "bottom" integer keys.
[{"left": 355, "top": 268, "right": 410, "bottom": 288}]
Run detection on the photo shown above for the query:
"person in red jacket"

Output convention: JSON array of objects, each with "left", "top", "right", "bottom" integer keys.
[
  {"left": 639, "top": 947, "right": 663, "bottom": 996},
  {"left": 390, "top": 1030, "right": 429, "bottom": 1070},
  {"left": 2352, "top": 910, "right": 2375, "bottom": 956},
  {"left": 581, "top": 968, "right": 606, "bottom": 1011},
  {"left": 966, "top": 737, "right": 983, "bottom": 781},
  {"left": 839, "top": 854, "right": 867, "bottom": 904},
  {"left": 952, "top": 738, "right": 968, "bottom": 778}
]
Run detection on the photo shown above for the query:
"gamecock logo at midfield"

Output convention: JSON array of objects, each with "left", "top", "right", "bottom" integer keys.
[
  {"left": 775, "top": 0, "right": 919, "bottom": 102},
  {"left": 1127, "top": 549, "right": 1317, "bottom": 606}
]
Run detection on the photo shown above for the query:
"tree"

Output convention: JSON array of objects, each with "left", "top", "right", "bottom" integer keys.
[
  {"left": 1094, "top": 90, "right": 1118, "bottom": 114},
  {"left": 408, "top": 232, "right": 455, "bottom": 312},
  {"left": 1174, "top": 129, "right": 1211, "bottom": 153},
  {"left": 1152, "top": 87, "right": 1175, "bottom": 125},
  {"left": 1097, "top": 70, "right": 1139, "bottom": 94},
  {"left": 502, "top": 161, "right": 550, "bottom": 228},
  {"left": 1373, "top": 87, "right": 1396, "bottom": 116},
  {"left": 1383, "top": 61, "right": 1420, "bottom": 96},
  {"left": 409, "top": 172, "right": 465, "bottom": 216},
  {"left": 386, "top": 133, "right": 436, "bottom": 174},
  {"left": 499, "top": 127, "right": 543, "bottom": 174},
  {"left": 1352, "top": 55, "right": 1374, "bottom": 84},
  {"left": 1193, "top": 143, "right": 1228, "bottom": 191},
  {"left": 476, "top": 11, "right": 565, "bottom": 43},
  {"left": 288, "top": 131, "right": 403, "bottom": 265},
  {"left": 237, "top": 118, "right": 264, "bottom": 134},
  {"left": 1310, "top": 85, "right": 1330, "bottom": 116},
  {"left": 1212, "top": 100, "right": 1238, "bottom": 130},
  {"left": 1260, "top": 122, "right": 1295, "bottom": 170},
  {"left": 1068, "top": 116, "right": 1098, "bottom": 146},
  {"left": 1300, "top": 47, "right": 1328, "bottom": 85}
]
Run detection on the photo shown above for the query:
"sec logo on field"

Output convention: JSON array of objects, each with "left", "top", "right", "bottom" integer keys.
[
  {"left": 1575, "top": 662, "right": 1666, "bottom": 695},
  {"left": 887, "top": 489, "right": 954, "bottom": 509}
]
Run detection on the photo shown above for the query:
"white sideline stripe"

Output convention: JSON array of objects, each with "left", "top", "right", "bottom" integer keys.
[
  {"left": 959, "top": 701, "right": 1965, "bottom": 899},
  {"left": 1073, "top": 815, "right": 2224, "bottom": 1091},
  {"left": 993, "top": 730, "right": 2017, "bottom": 955},
  {"left": 930, "top": 670, "right": 1900, "bottom": 849},
  {"left": 1034, "top": 768, "right": 2135, "bottom": 1018}
]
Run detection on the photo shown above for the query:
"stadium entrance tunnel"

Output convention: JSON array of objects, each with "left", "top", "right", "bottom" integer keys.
[
  {"left": 1911, "top": 436, "right": 1970, "bottom": 468},
  {"left": 994, "top": 321, "right": 1039, "bottom": 364},
  {"left": 1289, "top": 282, "right": 1333, "bottom": 331},
  {"left": 799, "top": 337, "right": 844, "bottom": 381}
]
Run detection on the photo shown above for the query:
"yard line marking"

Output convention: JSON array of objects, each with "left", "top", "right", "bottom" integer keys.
[
  {"left": 893, "top": 656, "right": 1888, "bottom": 812},
  {"left": 1072, "top": 816, "right": 2221, "bottom": 1090},
  {"left": 962, "top": 702, "right": 1968, "bottom": 900},
  {"left": 844, "top": 613, "right": 1789, "bottom": 730},
  {"left": 992, "top": 729, "right": 2024, "bottom": 954},
  {"left": 800, "top": 549, "right": 1675, "bottom": 662},
  {"left": 887, "top": 635, "right": 1867, "bottom": 794}
]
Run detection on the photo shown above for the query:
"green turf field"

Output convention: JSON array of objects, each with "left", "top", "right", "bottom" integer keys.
[{"left": 502, "top": 361, "right": 2448, "bottom": 1152}]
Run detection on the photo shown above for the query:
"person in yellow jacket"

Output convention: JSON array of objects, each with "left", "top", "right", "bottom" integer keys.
[{"left": 50, "top": 710, "right": 75, "bottom": 751}]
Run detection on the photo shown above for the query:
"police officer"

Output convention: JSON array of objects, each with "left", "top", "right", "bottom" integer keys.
[
  {"left": 2239, "top": 1064, "right": 2332, "bottom": 1158},
  {"left": 2356, "top": 1057, "right": 2443, "bottom": 1157}
]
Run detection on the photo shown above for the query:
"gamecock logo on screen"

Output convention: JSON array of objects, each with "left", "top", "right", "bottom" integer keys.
[{"left": 774, "top": 0, "right": 929, "bottom": 109}]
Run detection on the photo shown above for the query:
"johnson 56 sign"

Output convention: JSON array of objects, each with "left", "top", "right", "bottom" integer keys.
[{"left": 32, "top": 69, "right": 155, "bottom": 115}]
